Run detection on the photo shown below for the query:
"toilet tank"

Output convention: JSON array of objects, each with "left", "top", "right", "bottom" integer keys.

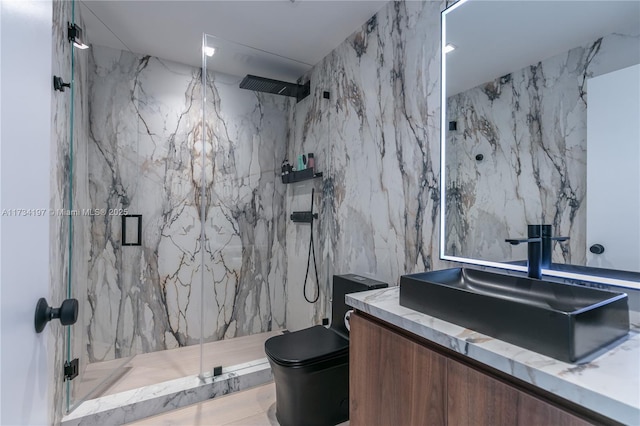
[{"left": 331, "top": 274, "right": 388, "bottom": 337}]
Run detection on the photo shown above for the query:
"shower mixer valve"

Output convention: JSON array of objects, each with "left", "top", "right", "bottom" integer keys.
[{"left": 290, "top": 211, "right": 317, "bottom": 223}]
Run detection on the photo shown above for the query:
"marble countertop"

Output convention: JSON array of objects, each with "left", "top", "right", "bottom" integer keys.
[{"left": 346, "top": 286, "right": 640, "bottom": 425}]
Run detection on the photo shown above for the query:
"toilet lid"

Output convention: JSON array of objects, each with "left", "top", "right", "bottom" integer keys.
[{"left": 265, "top": 325, "right": 349, "bottom": 367}]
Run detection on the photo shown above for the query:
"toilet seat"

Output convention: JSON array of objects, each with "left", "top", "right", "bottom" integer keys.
[{"left": 265, "top": 325, "right": 348, "bottom": 367}]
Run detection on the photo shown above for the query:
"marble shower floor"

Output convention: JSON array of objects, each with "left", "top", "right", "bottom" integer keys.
[{"left": 76, "top": 330, "right": 283, "bottom": 399}]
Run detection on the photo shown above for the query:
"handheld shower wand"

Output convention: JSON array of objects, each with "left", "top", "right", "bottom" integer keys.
[{"left": 303, "top": 188, "right": 319, "bottom": 303}]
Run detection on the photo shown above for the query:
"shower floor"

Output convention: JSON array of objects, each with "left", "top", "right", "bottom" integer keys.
[{"left": 77, "top": 330, "right": 283, "bottom": 399}]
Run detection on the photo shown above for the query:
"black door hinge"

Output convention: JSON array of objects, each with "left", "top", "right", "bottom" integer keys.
[{"left": 64, "top": 358, "right": 79, "bottom": 381}]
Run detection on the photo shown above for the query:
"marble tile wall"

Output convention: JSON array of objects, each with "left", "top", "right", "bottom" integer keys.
[
  {"left": 286, "top": 1, "right": 449, "bottom": 328},
  {"left": 86, "top": 45, "right": 290, "bottom": 363},
  {"left": 200, "top": 72, "right": 290, "bottom": 342},
  {"left": 78, "top": 1, "right": 458, "bottom": 360},
  {"left": 445, "top": 31, "right": 640, "bottom": 264},
  {"left": 285, "top": 60, "right": 333, "bottom": 328},
  {"left": 330, "top": 0, "right": 447, "bottom": 279},
  {"left": 83, "top": 0, "right": 453, "bottom": 356}
]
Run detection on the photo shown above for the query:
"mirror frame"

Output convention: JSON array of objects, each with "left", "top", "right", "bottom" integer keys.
[{"left": 439, "top": 0, "right": 639, "bottom": 290}]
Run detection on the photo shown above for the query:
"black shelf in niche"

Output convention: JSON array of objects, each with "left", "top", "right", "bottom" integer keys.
[{"left": 282, "top": 168, "right": 323, "bottom": 184}]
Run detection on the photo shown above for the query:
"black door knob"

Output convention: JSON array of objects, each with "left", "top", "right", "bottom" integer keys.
[
  {"left": 34, "top": 298, "right": 78, "bottom": 333},
  {"left": 589, "top": 244, "right": 605, "bottom": 255}
]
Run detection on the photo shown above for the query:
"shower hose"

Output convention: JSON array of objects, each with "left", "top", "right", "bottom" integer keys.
[{"left": 304, "top": 187, "right": 319, "bottom": 303}]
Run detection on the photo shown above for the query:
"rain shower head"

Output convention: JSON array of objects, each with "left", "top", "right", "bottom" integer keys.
[{"left": 239, "top": 75, "right": 310, "bottom": 102}]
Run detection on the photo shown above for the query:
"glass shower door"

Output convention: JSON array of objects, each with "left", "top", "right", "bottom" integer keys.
[
  {"left": 199, "top": 33, "right": 289, "bottom": 376},
  {"left": 68, "top": 20, "right": 211, "bottom": 412},
  {"left": 62, "top": 0, "right": 136, "bottom": 411},
  {"left": 199, "top": 33, "right": 331, "bottom": 377}
]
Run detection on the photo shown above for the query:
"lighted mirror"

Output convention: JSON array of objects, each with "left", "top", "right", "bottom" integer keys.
[{"left": 440, "top": 0, "right": 640, "bottom": 288}]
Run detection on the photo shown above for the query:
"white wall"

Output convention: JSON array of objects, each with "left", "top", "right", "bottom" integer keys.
[
  {"left": 0, "top": 1, "right": 53, "bottom": 424},
  {"left": 587, "top": 64, "right": 640, "bottom": 271}
]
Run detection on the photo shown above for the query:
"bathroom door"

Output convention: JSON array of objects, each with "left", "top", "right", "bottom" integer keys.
[{"left": 586, "top": 64, "right": 640, "bottom": 272}]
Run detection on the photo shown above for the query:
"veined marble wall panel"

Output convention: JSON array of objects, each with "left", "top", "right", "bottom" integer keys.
[
  {"left": 87, "top": 45, "right": 289, "bottom": 363},
  {"left": 78, "top": 0, "right": 457, "bottom": 384},
  {"left": 331, "top": 0, "right": 446, "bottom": 283},
  {"left": 51, "top": 0, "right": 91, "bottom": 421},
  {"left": 446, "top": 31, "right": 640, "bottom": 264},
  {"left": 285, "top": 60, "right": 333, "bottom": 330},
  {"left": 201, "top": 74, "right": 289, "bottom": 342},
  {"left": 285, "top": 0, "right": 449, "bottom": 332},
  {"left": 88, "top": 45, "right": 151, "bottom": 361}
]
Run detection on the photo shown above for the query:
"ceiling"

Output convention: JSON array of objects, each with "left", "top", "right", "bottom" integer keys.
[
  {"left": 79, "top": 0, "right": 389, "bottom": 82},
  {"left": 79, "top": 1, "right": 640, "bottom": 92},
  {"left": 445, "top": 1, "right": 640, "bottom": 96}
]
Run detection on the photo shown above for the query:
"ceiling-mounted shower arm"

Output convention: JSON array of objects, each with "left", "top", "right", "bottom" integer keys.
[
  {"left": 295, "top": 80, "right": 311, "bottom": 103},
  {"left": 239, "top": 74, "right": 310, "bottom": 103}
]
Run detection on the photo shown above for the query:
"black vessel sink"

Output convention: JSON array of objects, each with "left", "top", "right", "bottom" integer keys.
[{"left": 399, "top": 268, "right": 629, "bottom": 363}]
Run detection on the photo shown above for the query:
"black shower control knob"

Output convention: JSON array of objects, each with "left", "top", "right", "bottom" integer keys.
[{"left": 589, "top": 244, "right": 605, "bottom": 255}]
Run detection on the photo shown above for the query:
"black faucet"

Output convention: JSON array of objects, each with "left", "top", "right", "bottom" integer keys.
[
  {"left": 540, "top": 224, "right": 570, "bottom": 269},
  {"left": 506, "top": 225, "right": 544, "bottom": 279},
  {"left": 506, "top": 224, "right": 569, "bottom": 279}
]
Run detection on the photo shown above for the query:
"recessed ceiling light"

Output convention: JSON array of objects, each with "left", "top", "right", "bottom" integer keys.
[
  {"left": 444, "top": 43, "right": 456, "bottom": 54},
  {"left": 204, "top": 46, "right": 216, "bottom": 57}
]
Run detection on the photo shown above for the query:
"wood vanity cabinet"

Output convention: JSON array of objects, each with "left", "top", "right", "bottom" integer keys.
[
  {"left": 349, "top": 311, "right": 447, "bottom": 425},
  {"left": 349, "top": 312, "right": 594, "bottom": 426}
]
